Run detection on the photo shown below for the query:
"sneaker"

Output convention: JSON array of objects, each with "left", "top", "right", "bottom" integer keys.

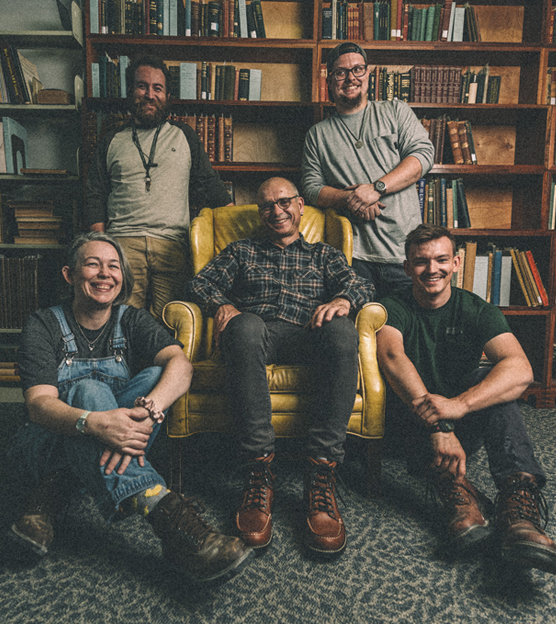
[
  {"left": 148, "top": 491, "right": 253, "bottom": 582},
  {"left": 428, "top": 471, "right": 493, "bottom": 549},
  {"left": 236, "top": 453, "right": 274, "bottom": 549},
  {"left": 304, "top": 457, "right": 346, "bottom": 555},
  {"left": 496, "top": 472, "right": 556, "bottom": 575},
  {"left": 10, "top": 473, "right": 66, "bottom": 557}
]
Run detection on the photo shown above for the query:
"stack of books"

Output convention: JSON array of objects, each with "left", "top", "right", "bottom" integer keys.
[
  {"left": 0, "top": 360, "right": 19, "bottom": 382},
  {"left": 7, "top": 200, "right": 64, "bottom": 245},
  {"left": 418, "top": 176, "right": 471, "bottom": 228},
  {"left": 90, "top": 0, "right": 266, "bottom": 38},
  {"left": 455, "top": 243, "right": 548, "bottom": 308}
]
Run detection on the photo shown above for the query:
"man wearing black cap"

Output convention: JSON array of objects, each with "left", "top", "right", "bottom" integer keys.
[{"left": 301, "top": 42, "right": 435, "bottom": 298}]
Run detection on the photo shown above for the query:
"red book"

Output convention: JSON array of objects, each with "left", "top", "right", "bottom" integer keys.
[{"left": 525, "top": 251, "right": 549, "bottom": 307}]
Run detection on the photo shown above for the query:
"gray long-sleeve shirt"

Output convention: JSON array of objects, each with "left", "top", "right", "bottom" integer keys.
[{"left": 301, "top": 99, "right": 435, "bottom": 264}]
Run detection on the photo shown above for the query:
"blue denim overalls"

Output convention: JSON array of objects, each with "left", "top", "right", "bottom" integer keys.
[{"left": 9, "top": 305, "right": 166, "bottom": 522}]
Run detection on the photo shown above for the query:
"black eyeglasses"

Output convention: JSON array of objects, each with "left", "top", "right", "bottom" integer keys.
[
  {"left": 258, "top": 195, "right": 299, "bottom": 215},
  {"left": 330, "top": 64, "right": 368, "bottom": 81}
]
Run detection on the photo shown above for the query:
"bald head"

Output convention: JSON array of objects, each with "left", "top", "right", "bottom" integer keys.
[{"left": 256, "top": 177, "right": 299, "bottom": 206}]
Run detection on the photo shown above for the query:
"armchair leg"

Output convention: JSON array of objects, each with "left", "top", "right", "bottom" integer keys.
[
  {"left": 365, "top": 438, "right": 383, "bottom": 497},
  {"left": 169, "top": 438, "right": 184, "bottom": 494}
]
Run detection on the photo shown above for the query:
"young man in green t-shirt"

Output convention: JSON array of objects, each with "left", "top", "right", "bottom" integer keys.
[{"left": 377, "top": 223, "right": 556, "bottom": 576}]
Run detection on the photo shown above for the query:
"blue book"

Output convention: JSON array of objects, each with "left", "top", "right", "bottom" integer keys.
[
  {"left": 119, "top": 56, "right": 129, "bottom": 98},
  {"left": 90, "top": 0, "right": 99, "bottom": 33},
  {"left": 248, "top": 68, "right": 262, "bottom": 101},
  {"left": 180, "top": 62, "right": 197, "bottom": 99},
  {"left": 91, "top": 62, "right": 100, "bottom": 98},
  {"left": 491, "top": 249, "right": 502, "bottom": 305},
  {"left": 3, "top": 117, "right": 28, "bottom": 175},
  {"left": 322, "top": 4, "right": 332, "bottom": 39},
  {"left": 185, "top": 0, "right": 192, "bottom": 35}
]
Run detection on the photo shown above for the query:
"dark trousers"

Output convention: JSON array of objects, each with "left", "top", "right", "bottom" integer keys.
[
  {"left": 387, "top": 368, "right": 546, "bottom": 489},
  {"left": 352, "top": 259, "right": 412, "bottom": 300},
  {"left": 220, "top": 313, "right": 360, "bottom": 463}
]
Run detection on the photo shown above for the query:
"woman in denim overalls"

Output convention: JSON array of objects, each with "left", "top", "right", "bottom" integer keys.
[{"left": 8, "top": 232, "right": 252, "bottom": 582}]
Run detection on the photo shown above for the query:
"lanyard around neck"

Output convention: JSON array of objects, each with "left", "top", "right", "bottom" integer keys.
[{"left": 132, "top": 122, "right": 163, "bottom": 192}]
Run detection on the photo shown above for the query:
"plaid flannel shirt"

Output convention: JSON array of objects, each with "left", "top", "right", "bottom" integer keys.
[{"left": 185, "top": 235, "right": 376, "bottom": 326}]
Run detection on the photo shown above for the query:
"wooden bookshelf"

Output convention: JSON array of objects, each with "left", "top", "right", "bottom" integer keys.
[{"left": 82, "top": 0, "right": 556, "bottom": 405}]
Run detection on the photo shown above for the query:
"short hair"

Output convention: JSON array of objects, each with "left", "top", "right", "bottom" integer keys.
[
  {"left": 404, "top": 223, "right": 457, "bottom": 259},
  {"left": 65, "top": 232, "right": 134, "bottom": 305},
  {"left": 126, "top": 54, "right": 171, "bottom": 98}
]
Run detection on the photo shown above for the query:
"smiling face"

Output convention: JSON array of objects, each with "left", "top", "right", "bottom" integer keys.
[
  {"left": 63, "top": 241, "right": 123, "bottom": 311},
  {"left": 327, "top": 52, "right": 370, "bottom": 113},
  {"left": 131, "top": 65, "right": 169, "bottom": 127},
  {"left": 257, "top": 178, "right": 304, "bottom": 248},
  {"left": 404, "top": 236, "right": 461, "bottom": 309}
]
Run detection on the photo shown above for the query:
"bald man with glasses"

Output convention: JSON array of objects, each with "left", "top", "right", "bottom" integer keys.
[
  {"left": 185, "top": 176, "right": 375, "bottom": 557},
  {"left": 301, "top": 42, "right": 435, "bottom": 299}
]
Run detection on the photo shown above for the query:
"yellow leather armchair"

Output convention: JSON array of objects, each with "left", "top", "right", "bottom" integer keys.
[{"left": 162, "top": 204, "right": 388, "bottom": 495}]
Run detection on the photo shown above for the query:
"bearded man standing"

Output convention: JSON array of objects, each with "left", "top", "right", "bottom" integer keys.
[{"left": 86, "top": 55, "right": 232, "bottom": 319}]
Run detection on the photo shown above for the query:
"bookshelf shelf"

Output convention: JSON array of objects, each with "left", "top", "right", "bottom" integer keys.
[
  {"left": 0, "top": 104, "right": 79, "bottom": 115},
  {"left": 0, "top": 31, "right": 82, "bottom": 49}
]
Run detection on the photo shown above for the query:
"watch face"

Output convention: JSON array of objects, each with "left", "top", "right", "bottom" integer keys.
[{"left": 375, "top": 181, "right": 386, "bottom": 195}]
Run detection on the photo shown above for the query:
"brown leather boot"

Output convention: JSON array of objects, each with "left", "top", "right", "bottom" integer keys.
[
  {"left": 429, "top": 471, "right": 492, "bottom": 549},
  {"left": 10, "top": 473, "right": 67, "bottom": 557},
  {"left": 496, "top": 472, "right": 556, "bottom": 575},
  {"left": 236, "top": 453, "right": 274, "bottom": 549},
  {"left": 148, "top": 491, "right": 253, "bottom": 582},
  {"left": 304, "top": 457, "right": 346, "bottom": 555}
]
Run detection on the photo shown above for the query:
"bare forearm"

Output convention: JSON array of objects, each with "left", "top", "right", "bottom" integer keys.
[
  {"left": 26, "top": 391, "right": 90, "bottom": 436},
  {"left": 148, "top": 353, "right": 193, "bottom": 412},
  {"left": 379, "top": 352, "right": 428, "bottom": 407}
]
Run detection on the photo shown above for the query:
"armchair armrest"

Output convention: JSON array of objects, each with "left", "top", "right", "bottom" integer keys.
[
  {"left": 356, "top": 302, "right": 388, "bottom": 437},
  {"left": 162, "top": 301, "right": 204, "bottom": 363},
  {"left": 325, "top": 208, "right": 353, "bottom": 265}
]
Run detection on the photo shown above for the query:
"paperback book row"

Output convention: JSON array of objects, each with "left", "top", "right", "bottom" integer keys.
[
  {"left": 455, "top": 241, "right": 549, "bottom": 308},
  {"left": 91, "top": 55, "right": 262, "bottom": 101},
  {"left": 421, "top": 117, "right": 478, "bottom": 165},
  {"left": 0, "top": 199, "right": 66, "bottom": 246},
  {"left": 90, "top": 0, "right": 266, "bottom": 38},
  {"left": 0, "top": 46, "right": 41, "bottom": 105},
  {"left": 418, "top": 176, "right": 471, "bottom": 228},
  {"left": 322, "top": 0, "right": 481, "bottom": 42},
  {"left": 320, "top": 64, "right": 500, "bottom": 105},
  {"left": 0, "top": 254, "right": 40, "bottom": 329}
]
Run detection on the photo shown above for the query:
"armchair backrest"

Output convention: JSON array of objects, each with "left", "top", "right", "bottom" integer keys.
[{"left": 190, "top": 204, "right": 353, "bottom": 275}]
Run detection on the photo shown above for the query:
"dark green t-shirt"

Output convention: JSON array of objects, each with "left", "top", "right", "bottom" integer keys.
[{"left": 380, "top": 287, "right": 512, "bottom": 398}]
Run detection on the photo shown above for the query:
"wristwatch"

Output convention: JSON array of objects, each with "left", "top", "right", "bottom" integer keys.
[
  {"left": 374, "top": 180, "right": 387, "bottom": 196},
  {"left": 429, "top": 420, "right": 455, "bottom": 434},
  {"left": 76, "top": 410, "right": 91, "bottom": 435}
]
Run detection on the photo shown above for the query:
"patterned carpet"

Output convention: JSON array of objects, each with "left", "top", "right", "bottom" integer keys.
[{"left": 0, "top": 402, "right": 555, "bottom": 623}]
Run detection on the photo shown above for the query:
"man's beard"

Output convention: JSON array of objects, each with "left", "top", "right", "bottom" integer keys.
[
  {"left": 337, "top": 88, "right": 364, "bottom": 111},
  {"left": 131, "top": 98, "right": 170, "bottom": 127}
]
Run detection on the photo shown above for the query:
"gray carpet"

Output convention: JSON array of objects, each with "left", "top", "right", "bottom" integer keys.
[{"left": 0, "top": 403, "right": 555, "bottom": 623}]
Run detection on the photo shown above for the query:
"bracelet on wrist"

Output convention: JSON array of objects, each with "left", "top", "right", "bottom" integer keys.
[
  {"left": 134, "top": 396, "right": 165, "bottom": 424},
  {"left": 429, "top": 420, "right": 455, "bottom": 434}
]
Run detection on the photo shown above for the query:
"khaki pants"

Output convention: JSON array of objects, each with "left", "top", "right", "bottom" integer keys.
[{"left": 116, "top": 236, "right": 191, "bottom": 320}]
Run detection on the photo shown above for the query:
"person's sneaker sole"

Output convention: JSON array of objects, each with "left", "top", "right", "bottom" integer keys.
[
  {"left": 502, "top": 541, "right": 556, "bottom": 575},
  {"left": 451, "top": 522, "right": 493, "bottom": 550},
  {"left": 9, "top": 524, "right": 49, "bottom": 557}
]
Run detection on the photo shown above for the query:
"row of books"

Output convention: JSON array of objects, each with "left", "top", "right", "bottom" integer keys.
[
  {"left": 456, "top": 242, "right": 548, "bottom": 308},
  {"left": 418, "top": 176, "right": 471, "bottom": 228},
  {"left": 171, "top": 113, "right": 233, "bottom": 162},
  {"left": 0, "top": 255, "right": 40, "bottom": 329},
  {"left": 421, "top": 117, "right": 478, "bottom": 165},
  {"left": 90, "top": 0, "right": 266, "bottom": 38},
  {"left": 322, "top": 0, "right": 481, "bottom": 42},
  {"left": 91, "top": 56, "right": 262, "bottom": 101},
  {"left": 0, "top": 45, "right": 41, "bottom": 105}
]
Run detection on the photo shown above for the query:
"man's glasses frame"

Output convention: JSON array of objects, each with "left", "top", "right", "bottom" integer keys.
[
  {"left": 330, "top": 64, "right": 368, "bottom": 82},
  {"left": 258, "top": 195, "right": 299, "bottom": 215}
]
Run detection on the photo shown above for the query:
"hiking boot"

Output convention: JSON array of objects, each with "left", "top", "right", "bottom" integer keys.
[
  {"left": 149, "top": 491, "right": 254, "bottom": 582},
  {"left": 304, "top": 457, "right": 346, "bottom": 555},
  {"left": 10, "top": 473, "right": 67, "bottom": 557},
  {"left": 496, "top": 472, "right": 556, "bottom": 575},
  {"left": 236, "top": 453, "right": 274, "bottom": 549},
  {"left": 429, "top": 471, "right": 492, "bottom": 549}
]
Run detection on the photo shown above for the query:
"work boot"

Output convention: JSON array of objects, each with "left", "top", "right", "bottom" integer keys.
[
  {"left": 148, "top": 491, "right": 254, "bottom": 582},
  {"left": 10, "top": 473, "right": 67, "bottom": 557},
  {"left": 304, "top": 457, "right": 346, "bottom": 555},
  {"left": 236, "top": 453, "right": 274, "bottom": 548},
  {"left": 496, "top": 472, "right": 556, "bottom": 575},
  {"left": 428, "top": 471, "right": 492, "bottom": 549}
]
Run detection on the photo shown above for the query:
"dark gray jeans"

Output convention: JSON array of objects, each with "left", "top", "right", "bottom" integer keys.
[
  {"left": 220, "top": 313, "right": 359, "bottom": 463},
  {"left": 352, "top": 259, "right": 412, "bottom": 300}
]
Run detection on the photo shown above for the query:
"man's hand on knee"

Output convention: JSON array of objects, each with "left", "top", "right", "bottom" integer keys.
[
  {"left": 213, "top": 304, "right": 242, "bottom": 348},
  {"left": 307, "top": 298, "right": 351, "bottom": 330}
]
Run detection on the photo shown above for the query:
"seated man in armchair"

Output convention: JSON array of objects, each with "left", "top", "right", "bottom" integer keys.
[{"left": 185, "top": 177, "right": 376, "bottom": 555}]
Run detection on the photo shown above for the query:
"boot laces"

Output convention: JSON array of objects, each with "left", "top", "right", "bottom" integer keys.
[
  {"left": 169, "top": 496, "right": 214, "bottom": 547},
  {"left": 427, "top": 476, "right": 476, "bottom": 510},
  {"left": 308, "top": 464, "right": 345, "bottom": 517},
  {"left": 242, "top": 461, "right": 273, "bottom": 512},
  {"left": 495, "top": 477, "right": 549, "bottom": 531}
]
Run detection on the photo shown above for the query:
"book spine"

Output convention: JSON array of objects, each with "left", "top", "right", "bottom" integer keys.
[{"left": 447, "top": 120, "right": 464, "bottom": 164}]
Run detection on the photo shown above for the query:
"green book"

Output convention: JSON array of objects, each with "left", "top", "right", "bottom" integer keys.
[
  {"left": 452, "top": 178, "right": 459, "bottom": 227},
  {"left": 425, "top": 5, "right": 436, "bottom": 41}
]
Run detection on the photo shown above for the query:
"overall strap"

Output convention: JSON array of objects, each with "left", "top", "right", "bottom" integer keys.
[
  {"left": 110, "top": 305, "right": 128, "bottom": 357},
  {"left": 49, "top": 305, "right": 78, "bottom": 358}
]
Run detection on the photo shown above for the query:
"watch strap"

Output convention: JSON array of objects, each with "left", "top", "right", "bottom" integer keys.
[
  {"left": 429, "top": 420, "right": 455, "bottom": 434},
  {"left": 76, "top": 410, "right": 91, "bottom": 435}
]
